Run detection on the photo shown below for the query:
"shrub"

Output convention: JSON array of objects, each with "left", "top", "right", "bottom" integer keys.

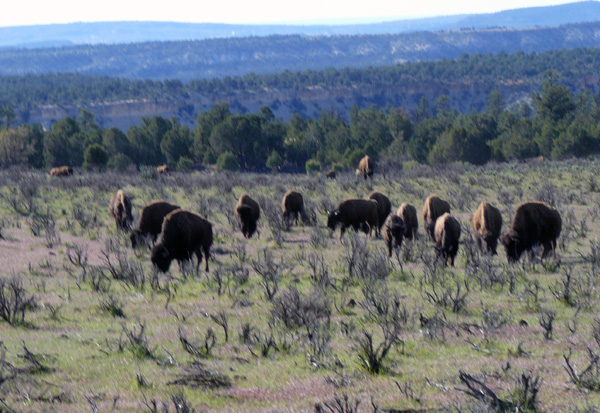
[
  {"left": 107, "top": 153, "right": 133, "bottom": 172},
  {"left": 83, "top": 143, "right": 109, "bottom": 171},
  {"left": 305, "top": 159, "right": 321, "bottom": 175},
  {"left": 266, "top": 150, "right": 283, "bottom": 172},
  {"left": 216, "top": 151, "right": 239, "bottom": 172},
  {"left": 177, "top": 156, "right": 194, "bottom": 172}
]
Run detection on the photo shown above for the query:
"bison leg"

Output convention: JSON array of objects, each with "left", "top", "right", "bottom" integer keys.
[
  {"left": 541, "top": 241, "right": 554, "bottom": 259},
  {"left": 203, "top": 245, "right": 210, "bottom": 272}
]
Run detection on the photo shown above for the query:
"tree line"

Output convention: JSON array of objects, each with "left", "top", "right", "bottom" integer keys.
[{"left": 0, "top": 70, "right": 598, "bottom": 172}]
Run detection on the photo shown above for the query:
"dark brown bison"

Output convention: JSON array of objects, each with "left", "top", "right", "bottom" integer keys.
[
  {"left": 235, "top": 194, "right": 261, "bottom": 238},
  {"left": 327, "top": 199, "right": 378, "bottom": 239},
  {"left": 423, "top": 195, "right": 451, "bottom": 241},
  {"left": 282, "top": 190, "right": 306, "bottom": 226},
  {"left": 500, "top": 201, "right": 562, "bottom": 263},
  {"left": 109, "top": 189, "right": 133, "bottom": 231},
  {"left": 326, "top": 170, "right": 336, "bottom": 179},
  {"left": 151, "top": 210, "right": 213, "bottom": 273},
  {"left": 157, "top": 164, "right": 170, "bottom": 175},
  {"left": 472, "top": 201, "right": 503, "bottom": 255},
  {"left": 398, "top": 203, "right": 418, "bottom": 240},
  {"left": 130, "top": 200, "right": 181, "bottom": 248},
  {"left": 356, "top": 155, "right": 374, "bottom": 179},
  {"left": 50, "top": 166, "right": 73, "bottom": 177},
  {"left": 434, "top": 213, "right": 461, "bottom": 266},
  {"left": 368, "top": 191, "right": 392, "bottom": 234},
  {"left": 383, "top": 215, "right": 406, "bottom": 258}
]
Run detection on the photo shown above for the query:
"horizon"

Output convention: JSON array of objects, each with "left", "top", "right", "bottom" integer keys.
[{"left": 0, "top": 0, "right": 588, "bottom": 28}]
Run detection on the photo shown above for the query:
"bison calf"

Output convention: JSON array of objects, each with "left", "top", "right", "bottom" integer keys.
[
  {"left": 500, "top": 201, "right": 561, "bottom": 263},
  {"left": 151, "top": 210, "right": 213, "bottom": 273},
  {"left": 398, "top": 203, "right": 418, "bottom": 240},
  {"left": 50, "top": 166, "right": 73, "bottom": 177},
  {"left": 235, "top": 194, "right": 261, "bottom": 238},
  {"left": 130, "top": 200, "right": 181, "bottom": 248},
  {"left": 327, "top": 198, "right": 378, "bottom": 239},
  {"left": 423, "top": 195, "right": 451, "bottom": 241},
  {"left": 434, "top": 213, "right": 461, "bottom": 266},
  {"left": 368, "top": 191, "right": 391, "bottom": 235},
  {"left": 282, "top": 190, "right": 306, "bottom": 226},
  {"left": 109, "top": 189, "right": 133, "bottom": 231},
  {"left": 384, "top": 215, "right": 406, "bottom": 258},
  {"left": 472, "top": 201, "right": 503, "bottom": 255}
]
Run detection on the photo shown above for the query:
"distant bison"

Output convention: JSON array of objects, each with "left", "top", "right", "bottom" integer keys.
[
  {"left": 109, "top": 189, "right": 133, "bottom": 231},
  {"left": 130, "top": 200, "right": 180, "bottom": 248},
  {"left": 383, "top": 215, "right": 406, "bottom": 258},
  {"left": 235, "top": 194, "right": 261, "bottom": 238},
  {"left": 50, "top": 166, "right": 73, "bottom": 177},
  {"left": 326, "top": 170, "right": 336, "bottom": 179},
  {"left": 282, "top": 190, "right": 306, "bottom": 226},
  {"left": 472, "top": 201, "right": 503, "bottom": 255},
  {"left": 356, "top": 155, "right": 374, "bottom": 179},
  {"left": 500, "top": 201, "right": 561, "bottom": 263},
  {"left": 327, "top": 198, "right": 378, "bottom": 239},
  {"left": 151, "top": 210, "right": 213, "bottom": 273},
  {"left": 434, "top": 213, "right": 461, "bottom": 266},
  {"left": 398, "top": 203, "right": 418, "bottom": 240},
  {"left": 368, "top": 191, "right": 392, "bottom": 234},
  {"left": 423, "top": 195, "right": 451, "bottom": 241},
  {"left": 157, "top": 164, "right": 170, "bottom": 175}
]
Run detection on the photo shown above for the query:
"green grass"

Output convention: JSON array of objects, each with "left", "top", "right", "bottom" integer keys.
[{"left": 1, "top": 160, "right": 600, "bottom": 410}]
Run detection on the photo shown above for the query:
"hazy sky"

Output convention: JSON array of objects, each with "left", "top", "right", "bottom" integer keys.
[{"left": 0, "top": 0, "right": 585, "bottom": 27}]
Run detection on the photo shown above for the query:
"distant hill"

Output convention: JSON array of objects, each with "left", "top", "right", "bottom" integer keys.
[
  {"left": 1, "top": 21, "right": 600, "bottom": 81},
  {"left": 1, "top": 1, "right": 600, "bottom": 48}
]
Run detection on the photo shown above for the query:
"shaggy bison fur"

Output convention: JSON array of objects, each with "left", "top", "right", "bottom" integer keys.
[
  {"left": 500, "top": 201, "right": 562, "bottom": 262},
  {"left": 130, "top": 200, "right": 181, "bottom": 248},
  {"left": 398, "top": 203, "right": 418, "bottom": 240},
  {"left": 356, "top": 155, "right": 374, "bottom": 179},
  {"left": 368, "top": 191, "right": 392, "bottom": 233},
  {"left": 151, "top": 210, "right": 213, "bottom": 273},
  {"left": 472, "top": 201, "right": 503, "bottom": 255},
  {"left": 423, "top": 195, "right": 451, "bottom": 241},
  {"left": 282, "top": 190, "right": 306, "bottom": 226},
  {"left": 109, "top": 189, "right": 133, "bottom": 231},
  {"left": 327, "top": 198, "right": 379, "bottom": 239},
  {"left": 235, "top": 194, "right": 261, "bottom": 238},
  {"left": 383, "top": 215, "right": 406, "bottom": 258},
  {"left": 434, "top": 213, "right": 461, "bottom": 266},
  {"left": 50, "top": 166, "right": 73, "bottom": 177}
]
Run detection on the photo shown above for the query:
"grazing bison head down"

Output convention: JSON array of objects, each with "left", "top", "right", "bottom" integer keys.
[
  {"left": 151, "top": 244, "right": 173, "bottom": 273},
  {"left": 500, "top": 230, "right": 525, "bottom": 263},
  {"left": 327, "top": 210, "right": 341, "bottom": 231},
  {"left": 237, "top": 205, "right": 258, "bottom": 238}
]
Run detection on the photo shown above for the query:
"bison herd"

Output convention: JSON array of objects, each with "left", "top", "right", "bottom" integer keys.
[{"left": 106, "top": 162, "right": 561, "bottom": 273}]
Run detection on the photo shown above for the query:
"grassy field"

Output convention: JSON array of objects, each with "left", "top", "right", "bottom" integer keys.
[{"left": 1, "top": 160, "right": 600, "bottom": 411}]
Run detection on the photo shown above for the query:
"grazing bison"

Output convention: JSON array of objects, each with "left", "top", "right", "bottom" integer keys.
[
  {"left": 109, "top": 189, "right": 133, "bottom": 231},
  {"left": 398, "top": 203, "right": 418, "bottom": 241},
  {"left": 356, "top": 155, "right": 374, "bottom": 179},
  {"left": 327, "top": 198, "right": 379, "bottom": 239},
  {"left": 151, "top": 210, "right": 213, "bottom": 272},
  {"left": 423, "top": 195, "right": 451, "bottom": 241},
  {"left": 368, "top": 191, "right": 392, "bottom": 234},
  {"left": 282, "top": 190, "right": 306, "bottom": 226},
  {"left": 500, "top": 201, "right": 562, "bottom": 263},
  {"left": 472, "top": 201, "right": 503, "bottom": 255},
  {"left": 326, "top": 170, "right": 336, "bottom": 179},
  {"left": 434, "top": 213, "right": 461, "bottom": 266},
  {"left": 383, "top": 215, "right": 406, "bottom": 258},
  {"left": 235, "top": 194, "right": 261, "bottom": 238},
  {"left": 157, "top": 164, "right": 170, "bottom": 175},
  {"left": 130, "top": 200, "right": 181, "bottom": 248},
  {"left": 50, "top": 166, "right": 73, "bottom": 177}
]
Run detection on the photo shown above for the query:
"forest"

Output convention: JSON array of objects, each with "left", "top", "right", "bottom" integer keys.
[{"left": 0, "top": 67, "right": 599, "bottom": 173}]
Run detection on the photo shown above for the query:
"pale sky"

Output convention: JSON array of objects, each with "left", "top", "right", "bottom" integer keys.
[{"left": 0, "top": 0, "right": 586, "bottom": 27}]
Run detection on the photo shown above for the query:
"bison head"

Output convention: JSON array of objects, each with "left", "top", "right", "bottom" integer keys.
[
  {"left": 500, "top": 230, "right": 525, "bottom": 262},
  {"left": 327, "top": 210, "right": 341, "bottom": 231},
  {"left": 483, "top": 234, "right": 499, "bottom": 256},
  {"left": 151, "top": 244, "right": 173, "bottom": 273}
]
